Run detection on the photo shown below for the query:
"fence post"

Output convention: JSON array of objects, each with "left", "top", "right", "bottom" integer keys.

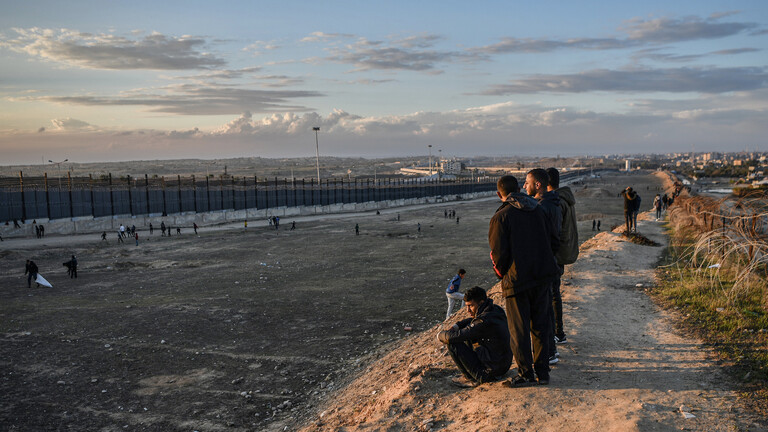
[
  {"left": 310, "top": 178, "right": 314, "bottom": 206},
  {"left": 243, "top": 176, "right": 248, "bottom": 210},
  {"left": 265, "top": 178, "right": 270, "bottom": 211},
  {"left": 19, "top": 171, "right": 26, "bottom": 222},
  {"left": 145, "top": 174, "right": 151, "bottom": 215},
  {"left": 127, "top": 175, "right": 133, "bottom": 216},
  {"left": 255, "top": 177, "right": 260, "bottom": 211},
  {"left": 179, "top": 175, "right": 183, "bottom": 213},
  {"left": 292, "top": 177, "right": 297, "bottom": 208},
  {"left": 219, "top": 175, "right": 225, "bottom": 211},
  {"left": 109, "top": 173, "right": 114, "bottom": 217},
  {"left": 191, "top": 175, "right": 198, "bottom": 213},
  {"left": 162, "top": 176, "right": 167, "bottom": 216},
  {"left": 89, "top": 174, "right": 95, "bottom": 218},
  {"left": 45, "top": 173, "right": 51, "bottom": 220},
  {"left": 205, "top": 175, "right": 210, "bottom": 213}
]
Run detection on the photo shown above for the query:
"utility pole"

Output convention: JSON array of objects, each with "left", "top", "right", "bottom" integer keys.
[{"left": 313, "top": 127, "right": 321, "bottom": 185}]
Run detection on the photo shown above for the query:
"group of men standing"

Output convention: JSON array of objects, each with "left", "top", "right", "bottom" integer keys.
[{"left": 438, "top": 167, "right": 579, "bottom": 387}]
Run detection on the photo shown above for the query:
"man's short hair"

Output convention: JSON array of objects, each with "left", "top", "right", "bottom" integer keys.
[
  {"left": 527, "top": 168, "right": 549, "bottom": 188},
  {"left": 546, "top": 167, "right": 560, "bottom": 188},
  {"left": 464, "top": 286, "right": 487, "bottom": 303},
  {"left": 497, "top": 175, "right": 519, "bottom": 195},
  {"left": 458, "top": 268, "right": 466, "bottom": 275}
]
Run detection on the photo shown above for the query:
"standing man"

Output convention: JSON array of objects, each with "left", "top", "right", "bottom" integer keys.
[
  {"left": 525, "top": 169, "right": 561, "bottom": 365},
  {"left": 489, "top": 175, "right": 560, "bottom": 386},
  {"left": 193, "top": 222, "right": 198, "bottom": 234},
  {"left": 437, "top": 286, "right": 513, "bottom": 387},
  {"left": 149, "top": 223, "right": 154, "bottom": 235},
  {"left": 355, "top": 223, "right": 359, "bottom": 235},
  {"left": 653, "top": 194, "right": 662, "bottom": 221},
  {"left": 619, "top": 187, "right": 639, "bottom": 233},
  {"left": 161, "top": 221, "right": 166, "bottom": 236},
  {"left": 65, "top": 255, "right": 78, "bottom": 278},
  {"left": 546, "top": 168, "right": 579, "bottom": 346},
  {"left": 445, "top": 269, "right": 466, "bottom": 320},
  {"left": 119, "top": 224, "right": 126, "bottom": 238},
  {"left": 135, "top": 232, "right": 139, "bottom": 246},
  {"left": 25, "top": 259, "right": 39, "bottom": 288}
]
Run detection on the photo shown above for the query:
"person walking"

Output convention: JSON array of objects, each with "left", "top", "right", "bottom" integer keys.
[
  {"left": 135, "top": 232, "right": 139, "bottom": 246},
  {"left": 290, "top": 221, "right": 295, "bottom": 230},
  {"left": 417, "top": 223, "right": 421, "bottom": 233},
  {"left": 101, "top": 231, "right": 107, "bottom": 241},
  {"left": 355, "top": 223, "right": 359, "bottom": 235},
  {"left": 149, "top": 223, "right": 154, "bottom": 235},
  {"left": 161, "top": 221, "right": 166, "bottom": 236},
  {"left": 193, "top": 222, "right": 198, "bottom": 234},
  {"left": 489, "top": 175, "right": 560, "bottom": 387},
  {"left": 119, "top": 224, "right": 126, "bottom": 238},
  {"left": 653, "top": 194, "right": 662, "bottom": 220},
  {"left": 445, "top": 269, "right": 466, "bottom": 319},
  {"left": 546, "top": 168, "right": 579, "bottom": 348},
  {"left": 244, "top": 220, "right": 248, "bottom": 231},
  {"left": 117, "top": 231, "right": 124, "bottom": 243},
  {"left": 25, "top": 259, "right": 39, "bottom": 288}
]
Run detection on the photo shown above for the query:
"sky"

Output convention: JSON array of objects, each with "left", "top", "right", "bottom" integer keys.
[{"left": 1, "top": 0, "right": 767, "bottom": 164}]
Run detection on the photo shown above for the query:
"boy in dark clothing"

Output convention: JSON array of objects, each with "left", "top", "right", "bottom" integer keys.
[
  {"left": 25, "top": 260, "right": 39, "bottom": 288},
  {"left": 489, "top": 175, "right": 559, "bottom": 387},
  {"left": 619, "top": 187, "right": 640, "bottom": 232},
  {"left": 64, "top": 255, "right": 77, "bottom": 278},
  {"left": 437, "top": 286, "right": 513, "bottom": 387}
]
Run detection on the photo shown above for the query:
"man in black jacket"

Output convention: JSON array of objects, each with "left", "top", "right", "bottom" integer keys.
[
  {"left": 489, "top": 175, "right": 560, "bottom": 386},
  {"left": 437, "top": 286, "right": 513, "bottom": 387}
]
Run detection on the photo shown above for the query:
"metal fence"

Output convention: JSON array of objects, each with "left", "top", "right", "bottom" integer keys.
[{"left": 0, "top": 173, "right": 497, "bottom": 222}]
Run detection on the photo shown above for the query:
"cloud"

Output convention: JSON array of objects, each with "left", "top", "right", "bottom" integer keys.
[
  {"left": 0, "top": 28, "right": 225, "bottom": 70},
  {"left": 482, "top": 67, "right": 768, "bottom": 95},
  {"left": 620, "top": 15, "right": 757, "bottom": 43},
  {"left": 325, "top": 34, "right": 479, "bottom": 72},
  {"left": 50, "top": 117, "right": 93, "bottom": 130},
  {"left": 711, "top": 47, "right": 760, "bottom": 55},
  {"left": 168, "top": 67, "right": 263, "bottom": 81},
  {"left": 473, "top": 14, "right": 758, "bottom": 55},
  {"left": 300, "top": 32, "right": 355, "bottom": 43},
  {"left": 26, "top": 84, "right": 323, "bottom": 115},
  {"left": 243, "top": 40, "right": 281, "bottom": 55}
]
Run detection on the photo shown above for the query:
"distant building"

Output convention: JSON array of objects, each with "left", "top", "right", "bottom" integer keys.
[
  {"left": 625, "top": 159, "right": 632, "bottom": 171},
  {"left": 440, "top": 158, "right": 464, "bottom": 175}
]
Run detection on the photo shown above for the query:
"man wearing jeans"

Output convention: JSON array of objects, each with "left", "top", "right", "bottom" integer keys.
[
  {"left": 445, "top": 269, "right": 466, "bottom": 320},
  {"left": 437, "top": 286, "right": 513, "bottom": 387}
]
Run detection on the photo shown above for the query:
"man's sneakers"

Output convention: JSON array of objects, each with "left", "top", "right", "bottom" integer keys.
[
  {"left": 554, "top": 335, "right": 568, "bottom": 344},
  {"left": 502, "top": 374, "right": 537, "bottom": 388},
  {"left": 451, "top": 375, "right": 478, "bottom": 388},
  {"left": 548, "top": 355, "right": 559, "bottom": 365}
]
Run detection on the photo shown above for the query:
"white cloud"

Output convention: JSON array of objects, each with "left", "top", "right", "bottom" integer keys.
[
  {"left": 0, "top": 28, "right": 225, "bottom": 70},
  {"left": 50, "top": 117, "right": 93, "bottom": 130}
]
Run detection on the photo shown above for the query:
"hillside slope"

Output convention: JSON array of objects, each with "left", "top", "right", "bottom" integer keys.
[{"left": 292, "top": 212, "right": 762, "bottom": 431}]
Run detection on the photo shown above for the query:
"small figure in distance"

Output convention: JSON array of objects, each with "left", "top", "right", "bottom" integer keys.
[
  {"left": 417, "top": 223, "right": 421, "bottom": 233},
  {"left": 101, "top": 231, "right": 107, "bottom": 241},
  {"left": 64, "top": 255, "right": 77, "bottom": 278},
  {"left": 291, "top": 221, "right": 296, "bottom": 230},
  {"left": 437, "top": 286, "right": 513, "bottom": 388},
  {"left": 445, "top": 269, "right": 466, "bottom": 320},
  {"left": 597, "top": 220, "right": 601, "bottom": 231},
  {"left": 117, "top": 231, "right": 124, "bottom": 243},
  {"left": 193, "top": 222, "right": 198, "bottom": 235},
  {"left": 592, "top": 219, "right": 596, "bottom": 231},
  {"left": 135, "top": 232, "right": 139, "bottom": 246},
  {"left": 355, "top": 223, "right": 359, "bottom": 236},
  {"left": 176, "top": 227, "right": 181, "bottom": 235},
  {"left": 149, "top": 223, "right": 154, "bottom": 235}
]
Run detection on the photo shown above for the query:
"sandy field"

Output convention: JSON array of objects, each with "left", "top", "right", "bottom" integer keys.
[{"left": 0, "top": 170, "right": 710, "bottom": 431}]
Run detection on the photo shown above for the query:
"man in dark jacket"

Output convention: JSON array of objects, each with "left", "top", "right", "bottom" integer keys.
[
  {"left": 526, "top": 168, "right": 562, "bottom": 364},
  {"left": 25, "top": 259, "right": 39, "bottom": 288},
  {"left": 547, "top": 168, "right": 579, "bottom": 346},
  {"left": 619, "top": 187, "right": 640, "bottom": 232},
  {"left": 489, "top": 175, "right": 560, "bottom": 386},
  {"left": 437, "top": 286, "right": 513, "bottom": 387}
]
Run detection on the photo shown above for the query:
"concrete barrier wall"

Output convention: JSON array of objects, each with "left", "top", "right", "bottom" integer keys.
[{"left": 0, "top": 190, "right": 494, "bottom": 238}]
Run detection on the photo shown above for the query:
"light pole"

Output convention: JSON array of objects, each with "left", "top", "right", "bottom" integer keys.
[
  {"left": 48, "top": 158, "right": 68, "bottom": 188},
  {"left": 428, "top": 145, "right": 433, "bottom": 176},
  {"left": 313, "top": 127, "right": 321, "bottom": 185}
]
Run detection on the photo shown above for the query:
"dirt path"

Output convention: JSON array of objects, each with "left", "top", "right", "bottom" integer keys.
[{"left": 298, "top": 211, "right": 762, "bottom": 432}]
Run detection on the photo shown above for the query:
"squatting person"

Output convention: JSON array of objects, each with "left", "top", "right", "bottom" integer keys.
[
  {"left": 445, "top": 269, "right": 466, "bottom": 320},
  {"left": 437, "top": 286, "right": 513, "bottom": 387}
]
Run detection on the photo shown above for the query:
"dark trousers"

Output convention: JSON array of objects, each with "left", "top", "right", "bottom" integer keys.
[
  {"left": 27, "top": 272, "right": 37, "bottom": 287},
  {"left": 624, "top": 211, "right": 632, "bottom": 231},
  {"left": 70, "top": 268, "right": 77, "bottom": 278},
  {"left": 505, "top": 283, "right": 552, "bottom": 380},
  {"left": 447, "top": 341, "right": 509, "bottom": 384},
  {"left": 553, "top": 265, "right": 565, "bottom": 339}
]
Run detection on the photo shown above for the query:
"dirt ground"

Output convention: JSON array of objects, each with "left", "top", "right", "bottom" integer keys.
[{"left": 1, "top": 171, "right": 687, "bottom": 431}]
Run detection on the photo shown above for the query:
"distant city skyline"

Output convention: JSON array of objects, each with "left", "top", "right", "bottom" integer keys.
[{"left": 1, "top": 0, "right": 767, "bottom": 164}]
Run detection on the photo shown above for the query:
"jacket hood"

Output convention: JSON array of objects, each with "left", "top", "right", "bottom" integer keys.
[
  {"left": 541, "top": 190, "right": 561, "bottom": 206},
  {"left": 555, "top": 186, "right": 575, "bottom": 206},
  {"left": 503, "top": 192, "right": 540, "bottom": 211}
]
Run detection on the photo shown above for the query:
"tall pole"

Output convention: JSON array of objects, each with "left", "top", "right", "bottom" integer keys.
[
  {"left": 428, "top": 145, "right": 433, "bottom": 176},
  {"left": 313, "top": 127, "right": 321, "bottom": 185}
]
